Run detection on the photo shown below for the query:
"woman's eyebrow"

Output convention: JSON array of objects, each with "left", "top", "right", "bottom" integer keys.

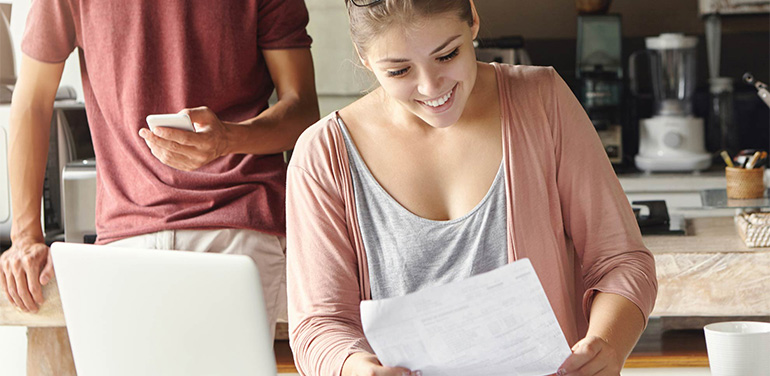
[
  {"left": 376, "top": 34, "right": 463, "bottom": 64},
  {"left": 430, "top": 34, "right": 462, "bottom": 55}
]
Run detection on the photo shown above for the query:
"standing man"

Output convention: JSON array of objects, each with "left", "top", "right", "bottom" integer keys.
[{"left": 0, "top": 0, "right": 318, "bottom": 374}]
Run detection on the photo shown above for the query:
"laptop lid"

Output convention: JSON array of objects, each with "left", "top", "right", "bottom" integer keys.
[{"left": 51, "top": 242, "right": 277, "bottom": 376}]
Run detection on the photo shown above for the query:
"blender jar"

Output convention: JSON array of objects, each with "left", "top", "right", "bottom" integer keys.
[{"left": 629, "top": 33, "right": 698, "bottom": 117}]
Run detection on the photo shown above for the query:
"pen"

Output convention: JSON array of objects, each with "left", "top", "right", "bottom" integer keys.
[
  {"left": 720, "top": 151, "right": 734, "bottom": 167},
  {"left": 746, "top": 151, "right": 762, "bottom": 170}
]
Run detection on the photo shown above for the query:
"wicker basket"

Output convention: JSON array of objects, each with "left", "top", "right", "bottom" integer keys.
[
  {"left": 735, "top": 212, "right": 770, "bottom": 247},
  {"left": 725, "top": 166, "right": 765, "bottom": 199}
]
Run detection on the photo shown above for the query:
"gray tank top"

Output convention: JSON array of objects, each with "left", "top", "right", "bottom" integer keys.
[{"left": 337, "top": 115, "right": 508, "bottom": 300}]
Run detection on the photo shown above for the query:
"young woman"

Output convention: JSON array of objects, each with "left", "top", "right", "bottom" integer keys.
[{"left": 286, "top": 1, "right": 657, "bottom": 375}]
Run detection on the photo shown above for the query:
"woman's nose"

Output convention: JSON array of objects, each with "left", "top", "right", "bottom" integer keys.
[{"left": 416, "top": 69, "right": 444, "bottom": 98}]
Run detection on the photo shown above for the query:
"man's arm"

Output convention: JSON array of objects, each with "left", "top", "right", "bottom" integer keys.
[
  {"left": 0, "top": 54, "right": 65, "bottom": 313},
  {"left": 227, "top": 48, "right": 319, "bottom": 154},
  {"left": 139, "top": 48, "right": 319, "bottom": 171}
]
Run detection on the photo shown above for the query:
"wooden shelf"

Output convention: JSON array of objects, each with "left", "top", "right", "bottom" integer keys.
[
  {"left": 625, "top": 319, "right": 709, "bottom": 368},
  {"left": 275, "top": 340, "right": 297, "bottom": 374}
]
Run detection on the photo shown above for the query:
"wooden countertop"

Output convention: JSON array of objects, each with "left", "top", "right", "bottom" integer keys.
[
  {"left": 646, "top": 216, "right": 770, "bottom": 317},
  {"left": 0, "top": 279, "right": 65, "bottom": 327}
]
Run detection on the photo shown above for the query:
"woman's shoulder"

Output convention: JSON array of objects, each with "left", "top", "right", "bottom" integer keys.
[
  {"left": 492, "top": 63, "right": 561, "bottom": 94},
  {"left": 491, "top": 63, "right": 574, "bottom": 121},
  {"left": 493, "top": 63, "right": 558, "bottom": 81},
  {"left": 290, "top": 113, "right": 344, "bottom": 173}
]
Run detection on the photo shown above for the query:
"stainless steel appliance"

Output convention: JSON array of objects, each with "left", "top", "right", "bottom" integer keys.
[
  {"left": 62, "top": 159, "right": 96, "bottom": 244},
  {"left": 630, "top": 33, "right": 711, "bottom": 172},
  {"left": 576, "top": 14, "right": 624, "bottom": 164},
  {"left": 0, "top": 4, "right": 15, "bottom": 103}
]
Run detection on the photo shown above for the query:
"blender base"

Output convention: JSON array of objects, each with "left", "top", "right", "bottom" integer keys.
[{"left": 635, "top": 115, "right": 712, "bottom": 172}]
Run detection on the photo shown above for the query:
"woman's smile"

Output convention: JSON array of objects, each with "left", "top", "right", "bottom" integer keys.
[{"left": 416, "top": 83, "right": 457, "bottom": 113}]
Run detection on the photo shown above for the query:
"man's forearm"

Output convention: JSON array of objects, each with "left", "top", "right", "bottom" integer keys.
[
  {"left": 225, "top": 92, "right": 319, "bottom": 156},
  {"left": 8, "top": 102, "right": 53, "bottom": 244},
  {"left": 586, "top": 292, "right": 646, "bottom": 363}
]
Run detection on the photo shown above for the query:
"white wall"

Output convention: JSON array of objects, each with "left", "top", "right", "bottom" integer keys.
[{"left": 305, "top": 0, "right": 368, "bottom": 116}]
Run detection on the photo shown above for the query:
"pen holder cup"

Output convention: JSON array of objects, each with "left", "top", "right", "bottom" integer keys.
[{"left": 726, "top": 167, "right": 766, "bottom": 199}]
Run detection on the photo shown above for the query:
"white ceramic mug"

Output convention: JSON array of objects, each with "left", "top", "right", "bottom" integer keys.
[{"left": 703, "top": 321, "right": 770, "bottom": 376}]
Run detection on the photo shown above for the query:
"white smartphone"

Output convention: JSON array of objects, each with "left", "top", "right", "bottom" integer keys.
[{"left": 145, "top": 113, "right": 196, "bottom": 132}]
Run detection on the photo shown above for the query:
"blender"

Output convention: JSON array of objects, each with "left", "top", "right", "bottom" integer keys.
[{"left": 630, "top": 33, "right": 712, "bottom": 172}]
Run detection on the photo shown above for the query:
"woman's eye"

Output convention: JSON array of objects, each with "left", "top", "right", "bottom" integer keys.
[
  {"left": 438, "top": 48, "right": 459, "bottom": 62},
  {"left": 387, "top": 68, "right": 409, "bottom": 77}
]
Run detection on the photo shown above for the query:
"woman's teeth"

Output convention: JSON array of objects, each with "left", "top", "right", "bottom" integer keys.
[{"left": 422, "top": 89, "right": 452, "bottom": 107}]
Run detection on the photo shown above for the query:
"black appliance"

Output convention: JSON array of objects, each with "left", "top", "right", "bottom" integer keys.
[{"left": 576, "top": 14, "right": 624, "bottom": 165}]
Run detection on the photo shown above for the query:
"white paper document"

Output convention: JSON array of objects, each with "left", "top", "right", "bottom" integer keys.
[{"left": 360, "top": 258, "right": 572, "bottom": 376}]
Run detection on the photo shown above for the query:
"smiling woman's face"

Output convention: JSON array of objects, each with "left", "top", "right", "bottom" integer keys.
[{"left": 360, "top": 11, "right": 480, "bottom": 129}]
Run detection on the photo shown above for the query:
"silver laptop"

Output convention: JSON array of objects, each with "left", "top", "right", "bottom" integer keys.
[{"left": 51, "top": 242, "right": 277, "bottom": 376}]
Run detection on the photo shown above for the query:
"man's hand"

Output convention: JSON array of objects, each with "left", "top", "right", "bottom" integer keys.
[
  {"left": 138, "top": 107, "right": 230, "bottom": 171},
  {"left": 0, "top": 241, "right": 54, "bottom": 313},
  {"left": 342, "top": 352, "right": 421, "bottom": 376},
  {"left": 556, "top": 335, "right": 622, "bottom": 376}
]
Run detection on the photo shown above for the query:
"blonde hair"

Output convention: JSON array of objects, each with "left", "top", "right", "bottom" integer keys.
[{"left": 346, "top": 0, "right": 474, "bottom": 57}]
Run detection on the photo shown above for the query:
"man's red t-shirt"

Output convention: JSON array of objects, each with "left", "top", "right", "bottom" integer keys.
[{"left": 21, "top": 0, "right": 312, "bottom": 243}]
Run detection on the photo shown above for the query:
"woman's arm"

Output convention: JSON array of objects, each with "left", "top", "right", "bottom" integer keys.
[
  {"left": 539, "top": 68, "right": 657, "bottom": 375},
  {"left": 557, "top": 293, "right": 645, "bottom": 375},
  {"left": 287, "top": 123, "right": 420, "bottom": 376}
]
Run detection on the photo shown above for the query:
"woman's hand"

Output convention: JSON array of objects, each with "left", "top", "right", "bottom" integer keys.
[
  {"left": 139, "top": 107, "right": 231, "bottom": 171},
  {"left": 556, "top": 335, "right": 622, "bottom": 376},
  {"left": 342, "top": 352, "right": 421, "bottom": 376}
]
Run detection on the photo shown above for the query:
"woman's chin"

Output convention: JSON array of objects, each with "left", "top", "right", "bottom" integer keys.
[{"left": 414, "top": 102, "right": 465, "bottom": 129}]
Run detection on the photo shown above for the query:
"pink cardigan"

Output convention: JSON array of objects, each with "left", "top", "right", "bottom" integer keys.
[{"left": 286, "top": 64, "right": 657, "bottom": 376}]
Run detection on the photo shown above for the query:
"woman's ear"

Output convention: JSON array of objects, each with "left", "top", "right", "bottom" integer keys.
[
  {"left": 353, "top": 43, "right": 372, "bottom": 71},
  {"left": 469, "top": 0, "right": 480, "bottom": 40}
]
